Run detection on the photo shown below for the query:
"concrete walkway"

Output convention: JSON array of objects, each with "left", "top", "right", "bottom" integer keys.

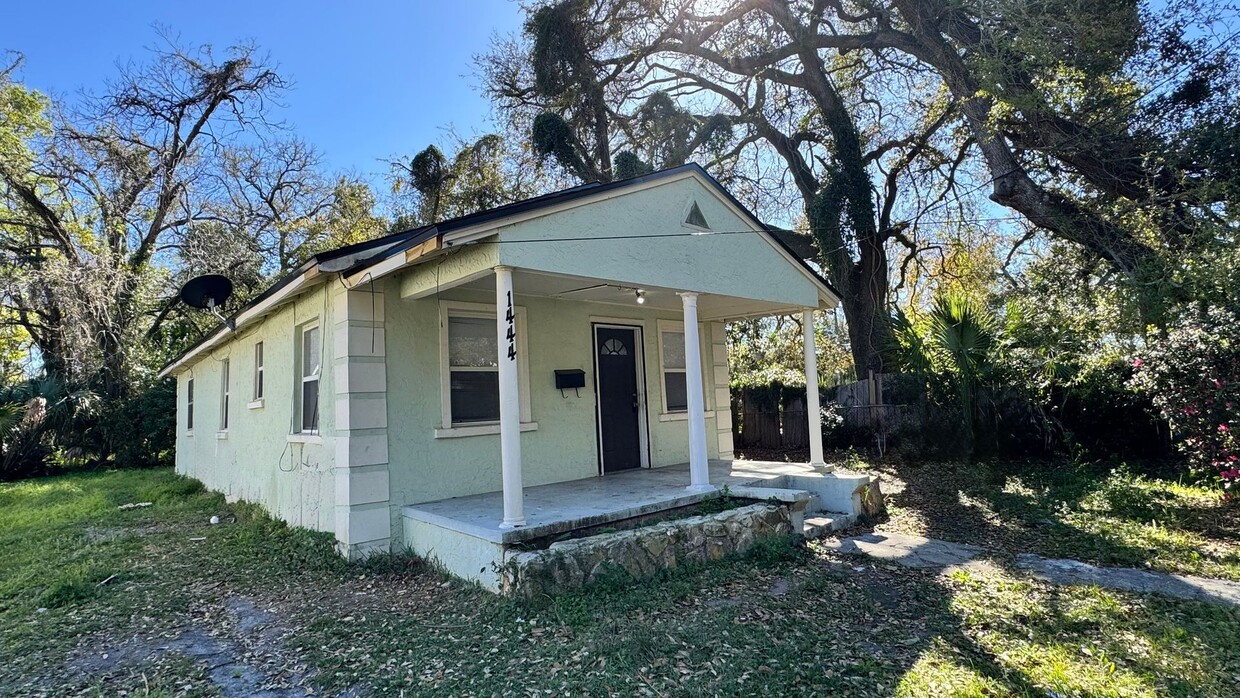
[
  {"left": 822, "top": 532, "right": 988, "bottom": 569},
  {"left": 820, "top": 531, "right": 1240, "bottom": 607}
]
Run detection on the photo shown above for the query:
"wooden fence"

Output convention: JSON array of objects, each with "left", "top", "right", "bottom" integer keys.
[
  {"left": 731, "top": 374, "right": 907, "bottom": 452},
  {"left": 731, "top": 395, "right": 809, "bottom": 450}
]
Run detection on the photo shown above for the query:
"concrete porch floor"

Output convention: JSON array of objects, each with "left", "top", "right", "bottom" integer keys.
[{"left": 402, "top": 460, "right": 825, "bottom": 545}]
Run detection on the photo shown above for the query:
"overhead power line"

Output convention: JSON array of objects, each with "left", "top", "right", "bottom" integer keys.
[{"left": 464, "top": 214, "right": 1028, "bottom": 246}]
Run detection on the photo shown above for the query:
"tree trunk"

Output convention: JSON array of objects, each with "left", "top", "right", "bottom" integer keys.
[
  {"left": 31, "top": 321, "right": 67, "bottom": 380},
  {"left": 840, "top": 244, "right": 893, "bottom": 377},
  {"left": 767, "top": 3, "right": 894, "bottom": 377},
  {"left": 777, "top": 226, "right": 893, "bottom": 376}
]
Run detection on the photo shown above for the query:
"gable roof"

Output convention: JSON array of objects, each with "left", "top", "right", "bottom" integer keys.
[
  {"left": 338, "top": 163, "right": 838, "bottom": 295},
  {"left": 159, "top": 163, "right": 839, "bottom": 377}
]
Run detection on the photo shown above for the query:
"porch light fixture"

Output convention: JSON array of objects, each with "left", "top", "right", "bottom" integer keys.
[{"left": 635, "top": 289, "right": 646, "bottom": 304}]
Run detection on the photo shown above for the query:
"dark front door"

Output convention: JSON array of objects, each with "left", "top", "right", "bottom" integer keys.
[{"left": 595, "top": 326, "right": 642, "bottom": 472}]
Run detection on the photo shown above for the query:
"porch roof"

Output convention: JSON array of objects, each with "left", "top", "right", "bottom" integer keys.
[
  {"left": 342, "top": 163, "right": 838, "bottom": 301},
  {"left": 402, "top": 460, "right": 818, "bottom": 545},
  {"left": 160, "top": 163, "right": 837, "bottom": 377}
]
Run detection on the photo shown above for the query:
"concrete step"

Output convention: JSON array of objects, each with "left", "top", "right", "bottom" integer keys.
[
  {"left": 803, "top": 513, "right": 856, "bottom": 539},
  {"left": 785, "top": 471, "right": 873, "bottom": 518}
]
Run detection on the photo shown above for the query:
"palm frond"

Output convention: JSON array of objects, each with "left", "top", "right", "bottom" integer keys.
[
  {"left": 888, "top": 307, "right": 935, "bottom": 374},
  {"left": 927, "top": 294, "right": 999, "bottom": 380}
]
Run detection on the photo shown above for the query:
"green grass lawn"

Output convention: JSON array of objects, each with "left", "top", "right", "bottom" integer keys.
[
  {"left": 865, "top": 459, "right": 1240, "bottom": 581},
  {"left": 2, "top": 466, "right": 1239, "bottom": 697}
]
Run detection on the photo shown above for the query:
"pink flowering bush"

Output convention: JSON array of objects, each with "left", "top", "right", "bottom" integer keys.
[{"left": 1130, "top": 307, "right": 1240, "bottom": 489}]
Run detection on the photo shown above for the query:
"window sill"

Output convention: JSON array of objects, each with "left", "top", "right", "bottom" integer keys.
[
  {"left": 247, "top": 399, "right": 265, "bottom": 410},
  {"left": 434, "top": 421, "right": 538, "bottom": 439},
  {"left": 215, "top": 431, "right": 229, "bottom": 440},
  {"left": 287, "top": 433, "right": 323, "bottom": 445},
  {"left": 185, "top": 430, "right": 194, "bottom": 438},
  {"left": 658, "top": 411, "right": 716, "bottom": 422}
]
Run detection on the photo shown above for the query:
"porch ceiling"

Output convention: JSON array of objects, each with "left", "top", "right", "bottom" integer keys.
[{"left": 452, "top": 268, "right": 810, "bottom": 321}]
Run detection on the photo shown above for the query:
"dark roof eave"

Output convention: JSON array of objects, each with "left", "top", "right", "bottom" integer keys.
[
  {"left": 157, "top": 258, "right": 318, "bottom": 376},
  {"left": 157, "top": 231, "right": 424, "bottom": 376}
]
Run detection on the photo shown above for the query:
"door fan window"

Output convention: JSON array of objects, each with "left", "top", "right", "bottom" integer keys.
[{"left": 600, "top": 338, "right": 628, "bottom": 355}]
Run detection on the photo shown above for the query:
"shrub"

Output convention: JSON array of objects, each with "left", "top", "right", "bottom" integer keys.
[
  {"left": 1130, "top": 307, "right": 1240, "bottom": 488},
  {"left": 97, "top": 379, "right": 176, "bottom": 469},
  {"left": 1051, "top": 359, "right": 1170, "bottom": 461},
  {"left": 0, "top": 377, "right": 100, "bottom": 480},
  {"left": 888, "top": 294, "right": 1001, "bottom": 456}
]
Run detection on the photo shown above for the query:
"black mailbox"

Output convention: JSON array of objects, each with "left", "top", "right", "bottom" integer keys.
[{"left": 554, "top": 369, "right": 586, "bottom": 390}]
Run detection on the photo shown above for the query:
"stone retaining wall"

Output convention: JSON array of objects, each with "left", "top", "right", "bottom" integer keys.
[{"left": 500, "top": 503, "right": 793, "bottom": 597}]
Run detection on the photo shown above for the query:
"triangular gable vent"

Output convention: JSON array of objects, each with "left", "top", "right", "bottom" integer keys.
[{"left": 685, "top": 201, "right": 709, "bottom": 229}]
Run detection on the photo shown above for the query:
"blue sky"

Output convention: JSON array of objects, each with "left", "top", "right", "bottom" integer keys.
[{"left": 0, "top": 0, "right": 525, "bottom": 184}]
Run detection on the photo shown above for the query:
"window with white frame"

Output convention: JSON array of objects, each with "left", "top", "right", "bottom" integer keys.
[
  {"left": 448, "top": 315, "right": 500, "bottom": 423},
  {"left": 299, "top": 324, "right": 321, "bottom": 433},
  {"left": 440, "top": 301, "right": 530, "bottom": 429},
  {"left": 219, "top": 359, "right": 230, "bottom": 431},
  {"left": 253, "top": 341, "right": 264, "bottom": 401},
  {"left": 658, "top": 324, "right": 688, "bottom": 413},
  {"left": 186, "top": 378, "right": 194, "bottom": 432}
]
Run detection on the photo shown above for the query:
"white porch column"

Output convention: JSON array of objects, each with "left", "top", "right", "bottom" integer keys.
[
  {"left": 680, "top": 292, "right": 713, "bottom": 491},
  {"left": 802, "top": 308, "right": 827, "bottom": 468},
  {"left": 495, "top": 266, "right": 525, "bottom": 528}
]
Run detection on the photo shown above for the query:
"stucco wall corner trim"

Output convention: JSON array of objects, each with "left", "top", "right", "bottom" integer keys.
[{"left": 333, "top": 285, "right": 394, "bottom": 557}]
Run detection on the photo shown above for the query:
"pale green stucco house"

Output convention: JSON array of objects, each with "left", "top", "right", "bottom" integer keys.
[{"left": 161, "top": 164, "right": 852, "bottom": 584}]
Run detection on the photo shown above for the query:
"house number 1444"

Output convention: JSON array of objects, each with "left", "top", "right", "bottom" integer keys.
[{"left": 505, "top": 291, "right": 516, "bottom": 361}]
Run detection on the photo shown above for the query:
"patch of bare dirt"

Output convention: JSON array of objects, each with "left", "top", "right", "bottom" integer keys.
[{"left": 56, "top": 593, "right": 359, "bottom": 698}]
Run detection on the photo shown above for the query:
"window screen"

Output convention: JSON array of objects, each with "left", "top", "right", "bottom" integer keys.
[
  {"left": 448, "top": 316, "right": 500, "bottom": 423},
  {"left": 301, "top": 325, "right": 320, "bottom": 432},
  {"left": 661, "top": 330, "right": 688, "bottom": 412},
  {"left": 254, "top": 341, "right": 264, "bottom": 400},
  {"left": 220, "top": 359, "right": 230, "bottom": 430},
  {"left": 685, "top": 201, "right": 709, "bottom": 229}
]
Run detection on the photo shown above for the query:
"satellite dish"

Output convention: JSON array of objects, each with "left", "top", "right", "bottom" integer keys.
[{"left": 179, "top": 274, "right": 235, "bottom": 331}]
